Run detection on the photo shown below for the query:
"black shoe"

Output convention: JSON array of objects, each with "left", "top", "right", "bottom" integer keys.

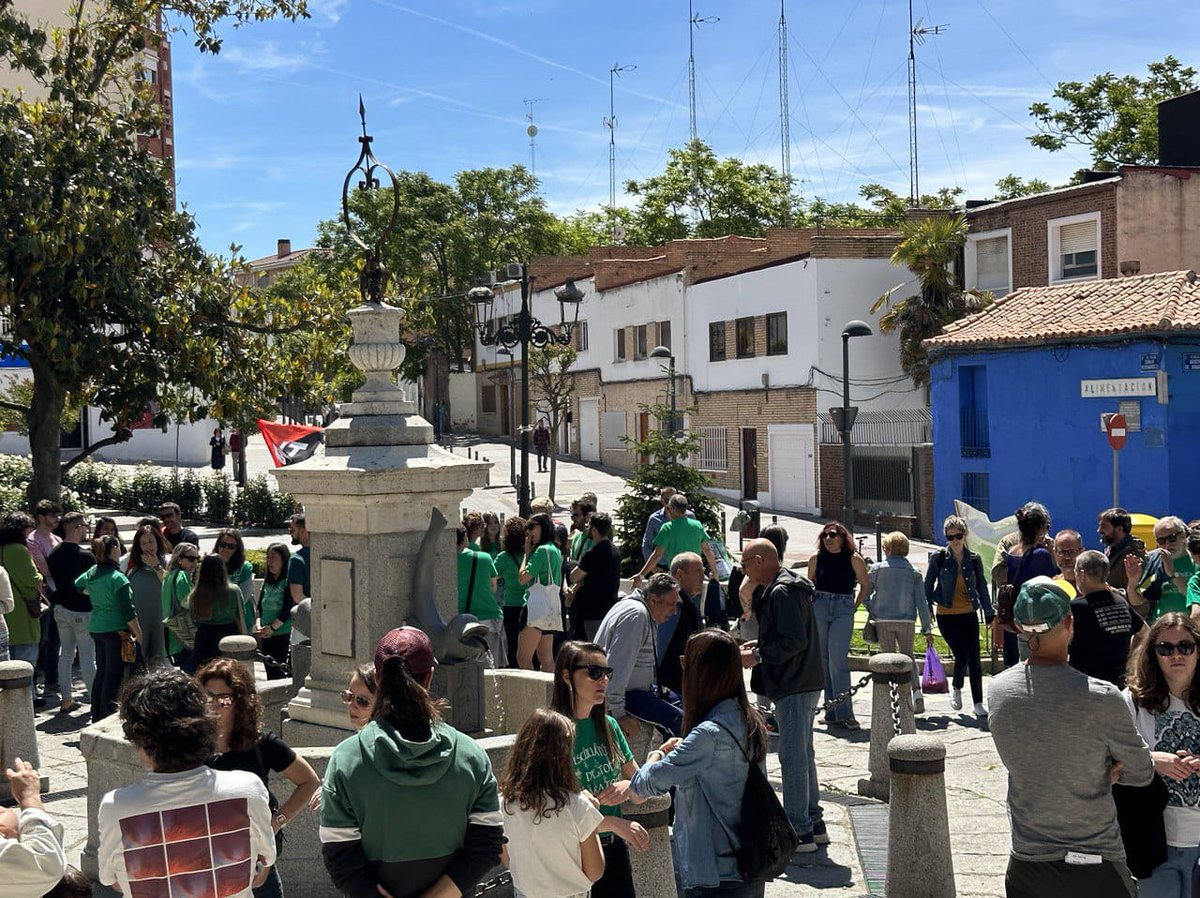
[
  {"left": 33, "top": 696, "right": 48, "bottom": 709},
  {"left": 812, "top": 820, "right": 830, "bottom": 845}
]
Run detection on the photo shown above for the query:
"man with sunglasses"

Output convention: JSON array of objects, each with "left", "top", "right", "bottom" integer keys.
[
  {"left": 1127, "top": 516, "right": 1194, "bottom": 621},
  {"left": 988, "top": 577, "right": 1153, "bottom": 898},
  {"left": 157, "top": 502, "right": 199, "bottom": 550}
]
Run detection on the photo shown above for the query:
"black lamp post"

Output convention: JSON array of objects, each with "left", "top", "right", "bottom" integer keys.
[
  {"left": 838, "top": 319, "right": 873, "bottom": 530},
  {"left": 649, "top": 344, "right": 677, "bottom": 434},
  {"left": 469, "top": 271, "right": 584, "bottom": 517}
]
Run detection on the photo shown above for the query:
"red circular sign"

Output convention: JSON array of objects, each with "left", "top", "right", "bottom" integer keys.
[{"left": 1106, "top": 413, "right": 1127, "bottom": 450}]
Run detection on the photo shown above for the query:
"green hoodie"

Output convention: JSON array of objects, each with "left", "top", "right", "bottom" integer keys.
[{"left": 320, "top": 718, "right": 503, "bottom": 898}]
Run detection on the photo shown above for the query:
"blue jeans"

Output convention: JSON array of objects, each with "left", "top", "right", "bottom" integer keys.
[
  {"left": 812, "top": 591, "right": 856, "bottom": 722},
  {"left": 54, "top": 607, "right": 95, "bottom": 704},
  {"left": 254, "top": 866, "right": 285, "bottom": 898},
  {"left": 774, "top": 690, "right": 823, "bottom": 835},
  {"left": 625, "top": 688, "right": 683, "bottom": 738},
  {"left": 1137, "top": 845, "right": 1200, "bottom": 898},
  {"left": 10, "top": 642, "right": 38, "bottom": 665}
]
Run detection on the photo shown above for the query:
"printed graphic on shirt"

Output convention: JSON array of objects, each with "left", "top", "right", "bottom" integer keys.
[
  {"left": 118, "top": 797, "right": 253, "bottom": 898},
  {"left": 1155, "top": 712, "right": 1200, "bottom": 810},
  {"left": 1092, "top": 603, "right": 1133, "bottom": 634}
]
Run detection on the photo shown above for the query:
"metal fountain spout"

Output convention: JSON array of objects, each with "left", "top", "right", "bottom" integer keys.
[{"left": 409, "top": 507, "right": 489, "bottom": 662}]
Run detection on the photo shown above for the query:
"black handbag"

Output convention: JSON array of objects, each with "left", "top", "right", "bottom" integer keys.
[
  {"left": 1113, "top": 773, "right": 1168, "bottom": 879},
  {"left": 712, "top": 720, "right": 798, "bottom": 882}
]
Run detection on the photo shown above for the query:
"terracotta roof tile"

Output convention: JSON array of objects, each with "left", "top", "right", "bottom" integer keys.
[{"left": 925, "top": 270, "right": 1200, "bottom": 352}]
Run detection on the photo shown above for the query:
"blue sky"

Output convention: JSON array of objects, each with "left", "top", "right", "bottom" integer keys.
[{"left": 170, "top": 0, "right": 1196, "bottom": 259}]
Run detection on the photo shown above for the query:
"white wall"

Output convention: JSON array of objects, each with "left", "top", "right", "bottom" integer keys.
[
  {"left": 581, "top": 274, "right": 686, "bottom": 383},
  {"left": 448, "top": 371, "right": 477, "bottom": 430},
  {"left": 685, "top": 258, "right": 820, "bottom": 392},
  {"left": 813, "top": 258, "right": 927, "bottom": 414}
]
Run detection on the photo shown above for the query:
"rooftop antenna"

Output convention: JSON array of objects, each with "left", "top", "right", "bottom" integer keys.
[
  {"left": 907, "top": 0, "right": 947, "bottom": 205},
  {"left": 778, "top": 0, "right": 790, "bottom": 180},
  {"left": 605, "top": 62, "right": 636, "bottom": 216},
  {"left": 524, "top": 97, "right": 547, "bottom": 176},
  {"left": 688, "top": 0, "right": 719, "bottom": 142}
]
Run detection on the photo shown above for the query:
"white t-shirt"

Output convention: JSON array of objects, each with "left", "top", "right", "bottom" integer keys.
[
  {"left": 1124, "top": 690, "right": 1200, "bottom": 847},
  {"left": 99, "top": 766, "right": 276, "bottom": 898},
  {"left": 503, "top": 790, "right": 603, "bottom": 898}
]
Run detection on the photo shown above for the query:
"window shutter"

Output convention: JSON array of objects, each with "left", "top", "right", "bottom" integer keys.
[
  {"left": 975, "top": 237, "right": 1008, "bottom": 291},
  {"left": 1059, "top": 220, "right": 1096, "bottom": 255}
]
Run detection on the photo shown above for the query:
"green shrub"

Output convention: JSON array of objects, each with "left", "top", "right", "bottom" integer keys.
[
  {"left": 173, "top": 470, "right": 204, "bottom": 519},
  {"left": 244, "top": 548, "right": 267, "bottom": 578},
  {"left": 0, "top": 485, "right": 27, "bottom": 515},
  {"left": 234, "top": 475, "right": 296, "bottom": 528},
  {"left": 130, "top": 464, "right": 173, "bottom": 514},
  {"left": 0, "top": 455, "right": 32, "bottom": 492},
  {"left": 203, "top": 474, "right": 233, "bottom": 525}
]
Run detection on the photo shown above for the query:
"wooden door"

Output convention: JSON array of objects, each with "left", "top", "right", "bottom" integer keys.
[{"left": 741, "top": 428, "right": 758, "bottom": 499}]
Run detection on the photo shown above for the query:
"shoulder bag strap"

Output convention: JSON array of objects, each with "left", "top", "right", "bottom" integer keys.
[
  {"left": 465, "top": 552, "right": 479, "bottom": 614},
  {"left": 709, "top": 718, "right": 752, "bottom": 763}
]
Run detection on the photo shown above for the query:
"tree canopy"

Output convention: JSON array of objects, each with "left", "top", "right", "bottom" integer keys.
[{"left": 1029, "top": 55, "right": 1198, "bottom": 176}]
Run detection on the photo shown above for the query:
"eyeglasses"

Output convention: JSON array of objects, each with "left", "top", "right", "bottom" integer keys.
[
  {"left": 181, "top": 555, "right": 200, "bottom": 562},
  {"left": 1156, "top": 532, "right": 1184, "bottom": 546},
  {"left": 945, "top": 533, "right": 964, "bottom": 541},
  {"left": 1155, "top": 640, "right": 1197, "bottom": 657},
  {"left": 821, "top": 531, "right": 841, "bottom": 540},
  {"left": 217, "top": 541, "right": 238, "bottom": 551},
  {"left": 205, "top": 693, "right": 235, "bottom": 708},
  {"left": 572, "top": 664, "right": 613, "bottom": 681},
  {"left": 340, "top": 690, "right": 373, "bottom": 709}
]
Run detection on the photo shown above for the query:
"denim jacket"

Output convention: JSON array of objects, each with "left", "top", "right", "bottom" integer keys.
[
  {"left": 867, "top": 557, "right": 932, "bottom": 633},
  {"left": 630, "top": 698, "right": 752, "bottom": 889},
  {"left": 924, "top": 548, "right": 994, "bottom": 619}
]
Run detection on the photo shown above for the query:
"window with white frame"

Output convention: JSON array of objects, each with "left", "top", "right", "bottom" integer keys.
[
  {"left": 575, "top": 320, "right": 589, "bottom": 352},
  {"left": 635, "top": 324, "right": 648, "bottom": 359},
  {"left": 696, "top": 426, "right": 728, "bottom": 471},
  {"left": 1048, "top": 212, "right": 1100, "bottom": 283},
  {"left": 656, "top": 320, "right": 671, "bottom": 349},
  {"left": 971, "top": 233, "right": 1011, "bottom": 295},
  {"left": 615, "top": 327, "right": 626, "bottom": 361}
]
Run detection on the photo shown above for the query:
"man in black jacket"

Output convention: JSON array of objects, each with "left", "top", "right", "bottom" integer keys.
[
  {"left": 740, "top": 537, "right": 825, "bottom": 852},
  {"left": 46, "top": 512, "right": 95, "bottom": 713}
]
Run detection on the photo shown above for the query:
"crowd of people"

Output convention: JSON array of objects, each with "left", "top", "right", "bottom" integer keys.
[{"left": 0, "top": 500, "right": 312, "bottom": 723}]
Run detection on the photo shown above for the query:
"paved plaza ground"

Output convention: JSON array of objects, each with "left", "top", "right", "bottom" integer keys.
[{"left": 24, "top": 432, "right": 1010, "bottom": 896}]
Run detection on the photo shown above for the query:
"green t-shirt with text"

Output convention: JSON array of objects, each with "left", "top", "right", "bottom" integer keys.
[
  {"left": 457, "top": 548, "right": 500, "bottom": 620},
  {"left": 574, "top": 715, "right": 634, "bottom": 825},
  {"left": 653, "top": 516, "right": 708, "bottom": 565}
]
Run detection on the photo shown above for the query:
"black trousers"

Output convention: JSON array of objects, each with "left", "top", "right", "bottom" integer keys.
[
  {"left": 91, "top": 631, "right": 130, "bottom": 723},
  {"left": 937, "top": 612, "right": 983, "bottom": 705},
  {"left": 591, "top": 837, "right": 634, "bottom": 898},
  {"left": 260, "top": 634, "right": 291, "bottom": 681},
  {"left": 502, "top": 606, "right": 526, "bottom": 669},
  {"left": 1005, "top": 856, "right": 1134, "bottom": 898},
  {"left": 194, "top": 621, "right": 241, "bottom": 670}
]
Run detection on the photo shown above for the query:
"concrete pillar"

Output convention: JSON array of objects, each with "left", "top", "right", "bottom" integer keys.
[
  {"left": 858, "top": 652, "right": 916, "bottom": 801},
  {"left": 622, "top": 793, "right": 676, "bottom": 898},
  {"left": 0, "top": 660, "right": 43, "bottom": 799},
  {"left": 220, "top": 634, "right": 261, "bottom": 678},
  {"left": 886, "top": 735, "right": 955, "bottom": 898}
]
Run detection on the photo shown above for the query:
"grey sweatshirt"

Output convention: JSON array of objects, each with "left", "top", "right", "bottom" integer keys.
[
  {"left": 987, "top": 661, "right": 1153, "bottom": 863},
  {"left": 595, "top": 593, "right": 657, "bottom": 718}
]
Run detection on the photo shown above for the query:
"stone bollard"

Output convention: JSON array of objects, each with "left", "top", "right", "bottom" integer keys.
[
  {"left": 857, "top": 652, "right": 916, "bottom": 801},
  {"left": 619, "top": 721, "right": 677, "bottom": 898},
  {"left": 219, "top": 635, "right": 261, "bottom": 678},
  {"left": 0, "top": 660, "right": 44, "bottom": 799},
  {"left": 886, "top": 735, "right": 955, "bottom": 897}
]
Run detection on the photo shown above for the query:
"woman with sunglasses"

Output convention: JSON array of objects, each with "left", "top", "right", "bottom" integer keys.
[
  {"left": 162, "top": 543, "right": 200, "bottom": 673},
  {"left": 925, "top": 514, "right": 994, "bottom": 723},
  {"left": 309, "top": 663, "right": 380, "bottom": 814},
  {"left": 126, "top": 522, "right": 169, "bottom": 666},
  {"left": 1124, "top": 612, "right": 1200, "bottom": 897},
  {"left": 199, "top": 657, "right": 321, "bottom": 898},
  {"left": 806, "top": 521, "right": 869, "bottom": 730},
  {"left": 517, "top": 513, "right": 564, "bottom": 671},
  {"left": 631, "top": 629, "right": 769, "bottom": 898},
  {"left": 253, "top": 543, "right": 294, "bottom": 680},
  {"left": 551, "top": 641, "right": 649, "bottom": 898},
  {"left": 214, "top": 529, "right": 255, "bottom": 633}
]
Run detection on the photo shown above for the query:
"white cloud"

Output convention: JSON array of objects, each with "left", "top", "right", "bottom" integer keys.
[
  {"left": 221, "top": 41, "right": 309, "bottom": 73},
  {"left": 308, "top": 0, "right": 350, "bottom": 25}
]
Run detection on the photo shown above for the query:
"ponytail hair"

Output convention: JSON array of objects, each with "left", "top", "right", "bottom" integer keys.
[
  {"left": 372, "top": 655, "right": 449, "bottom": 741},
  {"left": 92, "top": 535, "right": 121, "bottom": 568}
]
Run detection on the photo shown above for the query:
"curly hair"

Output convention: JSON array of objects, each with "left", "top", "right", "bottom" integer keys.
[
  {"left": 0, "top": 512, "right": 35, "bottom": 545},
  {"left": 502, "top": 516, "right": 528, "bottom": 557},
  {"left": 816, "top": 521, "right": 855, "bottom": 556},
  {"left": 1127, "top": 612, "right": 1200, "bottom": 715},
  {"left": 196, "top": 657, "right": 263, "bottom": 753},
  {"left": 119, "top": 668, "right": 217, "bottom": 772},
  {"left": 499, "top": 708, "right": 580, "bottom": 821},
  {"left": 127, "top": 522, "right": 169, "bottom": 573}
]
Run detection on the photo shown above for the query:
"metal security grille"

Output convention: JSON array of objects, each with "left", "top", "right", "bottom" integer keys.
[
  {"left": 695, "top": 426, "right": 728, "bottom": 471},
  {"left": 818, "top": 408, "right": 932, "bottom": 445},
  {"left": 851, "top": 446, "right": 915, "bottom": 516},
  {"left": 961, "top": 472, "right": 990, "bottom": 514}
]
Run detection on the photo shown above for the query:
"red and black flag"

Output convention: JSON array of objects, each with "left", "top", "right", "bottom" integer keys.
[{"left": 257, "top": 419, "right": 324, "bottom": 467}]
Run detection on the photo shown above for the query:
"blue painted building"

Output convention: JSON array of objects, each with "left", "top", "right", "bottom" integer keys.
[{"left": 926, "top": 270, "right": 1200, "bottom": 541}]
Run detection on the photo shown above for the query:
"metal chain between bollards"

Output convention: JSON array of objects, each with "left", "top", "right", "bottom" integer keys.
[
  {"left": 890, "top": 681, "right": 902, "bottom": 737},
  {"left": 814, "top": 672, "right": 873, "bottom": 717}
]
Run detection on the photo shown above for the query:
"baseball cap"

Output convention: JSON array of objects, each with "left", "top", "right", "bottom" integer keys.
[
  {"left": 374, "top": 627, "right": 436, "bottom": 680},
  {"left": 1013, "top": 576, "right": 1072, "bottom": 634}
]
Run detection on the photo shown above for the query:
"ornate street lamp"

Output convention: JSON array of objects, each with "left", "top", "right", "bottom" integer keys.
[{"left": 469, "top": 271, "right": 584, "bottom": 516}]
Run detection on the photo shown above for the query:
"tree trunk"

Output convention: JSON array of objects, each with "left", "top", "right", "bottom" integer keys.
[
  {"left": 27, "top": 365, "right": 66, "bottom": 507},
  {"left": 548, "top": 424, "right": 558, "bottom": 501}
]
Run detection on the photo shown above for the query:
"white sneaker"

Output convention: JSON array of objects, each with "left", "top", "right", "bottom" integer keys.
[
  {"left": 974, "top": 702, "right": 988, "bottom": 718},
  {"left": 950, "top": 687, "right": 962, "bottom": 711}
]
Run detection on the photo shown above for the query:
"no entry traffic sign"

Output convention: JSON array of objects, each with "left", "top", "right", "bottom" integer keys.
[{"left": 1106, "top": 413, "right": 1127, "bottom": 450}]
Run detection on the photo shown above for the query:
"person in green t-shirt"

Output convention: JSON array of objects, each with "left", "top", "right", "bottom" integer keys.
[
  {"left": 550, "top": 640, "right": 650, "bottom": 895},
  {"left": 635, "top": 493, "right": 718, "bottom": 584},
  {"left": 191, "top": 554, "right": 247, "bottom": 668},
  {"left": 480, "top": 512, "right": 503, "bottom": 558},
  {"left": 495, "top": 517, "right": 530, "bottom": 669},
  {"left": 162, "top": 542, "right": 200, "bottom": 673},
  {"left": 1129, "top": 516, "right": 1196, "bottom": 619},
  {"left": 458, "top": 527, "right": 503, "bottom": 666},
  {"left": 214, "top": 529, "right": 255, "bottom": 634},
  {"left": 517, "top": 514, "right": 564, "bottom": 671},
  {"left": 76, "top": 534, "right": 142, "bottom": 723},
  {"left": 254, "top": 542, "right": 296, "bottom": 681}
]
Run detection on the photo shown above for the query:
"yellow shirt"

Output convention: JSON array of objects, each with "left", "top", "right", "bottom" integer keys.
[
  {"left": 948, "top": 573, "right": 973, "bottom": 614},
  {"left": 1053, "top": 575, "right": 1077, "bottom": 599}
]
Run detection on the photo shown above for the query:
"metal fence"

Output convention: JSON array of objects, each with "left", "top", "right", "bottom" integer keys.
[
  {"left": 818, "top": 407, "right": 932, "bottom": 445},
  {"left": 851, "top": 445, "right": 916, "bottom": 516}
]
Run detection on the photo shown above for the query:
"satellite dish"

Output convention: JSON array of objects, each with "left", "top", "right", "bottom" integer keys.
[
  {"left": 527, "top": 124, "right": 538, "bottom": 138},
  {"left": 613, "top": 225, "right": 627, "bottom": 241}
]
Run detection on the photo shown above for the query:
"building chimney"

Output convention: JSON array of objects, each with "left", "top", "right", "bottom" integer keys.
[
  {"left": 1120, "top": 260, "right": 1141, "bottom": 277},
  {"left": 277, "top": 238, "right": 291, "bottom": 259}
]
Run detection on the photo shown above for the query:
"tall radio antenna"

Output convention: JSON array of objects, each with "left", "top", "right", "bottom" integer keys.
[
  {"left": 688, "top": 0, "right": 719, "bottom": 141},
  {"left": 524, "top": 97, "right": 547, "bottom": 176},
  {"left": 778, "top": 0, "right": 790, "bottom": 179},
  {"left": 605, "top": 63, "right": 636, "bottom": 210},
  {"left": 907, "top": 0, "right": 947, "bottom": 205}
]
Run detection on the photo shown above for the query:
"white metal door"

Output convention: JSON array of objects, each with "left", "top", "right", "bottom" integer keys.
[
  {"left": 767, "top": 425, "right": 816, "bottom": 513},
  {"left": 579, "top": 398, "right": 600, "bottom": 462}
]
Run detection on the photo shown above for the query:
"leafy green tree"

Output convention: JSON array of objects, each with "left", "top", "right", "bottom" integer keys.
[
  {"left": 612, "top": 405, "right": 722, "bottom": 575},
  {"left": 0, "top": 0, "right": 325, "bottom": 505},
  {"left": 528, "top": 343, "right": 576, "bottom": 502},
  {"left": 871, "top": 215, "right": 992, "bottom": 387},
  {"left": 992, "top": 174, "right": 1052, "bottom": 200},
  {"left": 1029, "top": 56, "right": 1198, "bottom": 174}
]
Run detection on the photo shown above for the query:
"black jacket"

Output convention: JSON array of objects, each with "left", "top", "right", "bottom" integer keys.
[
  {"left": 658, "top": 594, "right": 702, "bottom": 695},
  {"left": 753, "top": 568, "right": 823, "bottom": 700}
]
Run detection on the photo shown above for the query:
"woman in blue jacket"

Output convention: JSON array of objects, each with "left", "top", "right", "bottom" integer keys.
[{"left": 631, "top": 629, "right": 769, "bottom": 897}]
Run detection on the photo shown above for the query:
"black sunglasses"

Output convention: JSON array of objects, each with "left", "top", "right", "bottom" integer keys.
[
  {"left": 1156, "top": 533, "right": 1184, "bottom": 546},
  {"left": 182, "top": 554, "right": 200, "bottom": 562},
  {"left": 572, "top": 664, "right": 613, "bottom": 681},
  {"left": 1155, "top": 640, "right": 1197, "bottom": 657},
  {"left": 821, "top": 531, "right": 841, "bottom": 540},
  {"left": 340, "top": 690, "right": 373, "bottom": 709},
  {"left": 217, "top": 541, "right": 238, "bottom": 551},
  {"left": 945, "top": 533, "right": 964, "bottom": 541}
]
